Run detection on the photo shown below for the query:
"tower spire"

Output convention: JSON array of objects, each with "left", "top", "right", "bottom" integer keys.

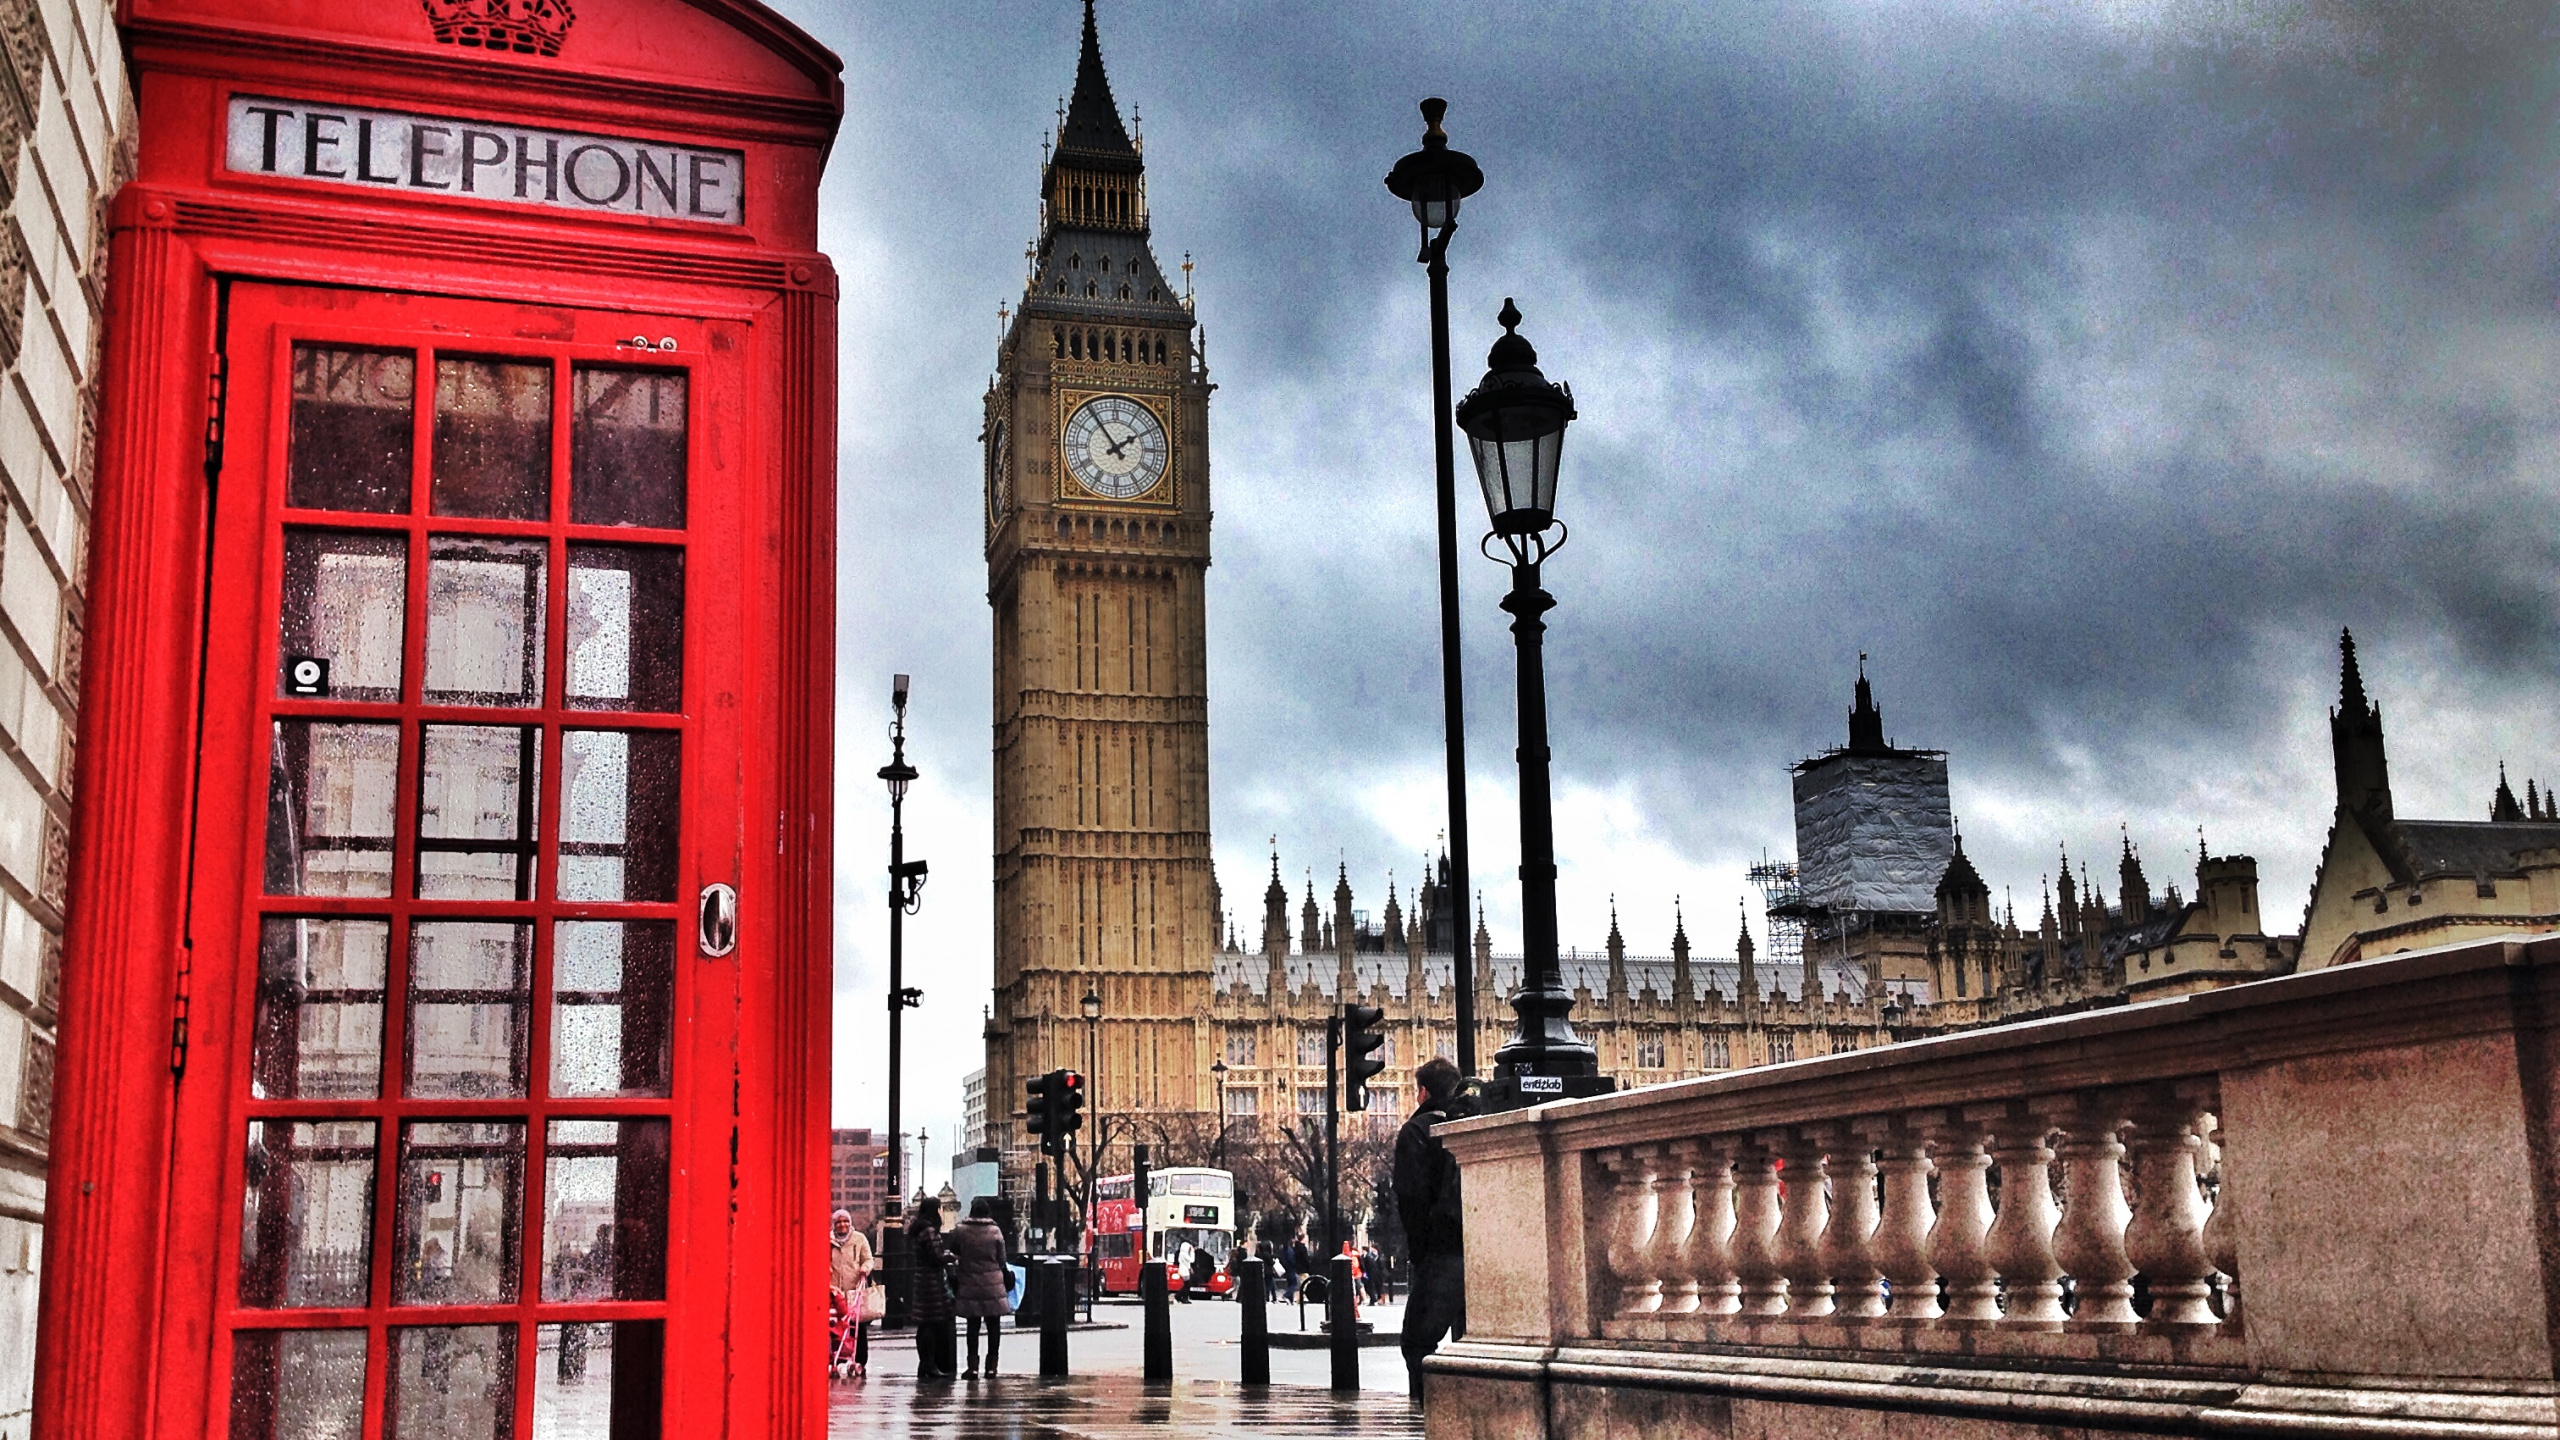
[
  {"left": 1848, "top": 653, "right": 1886, "bottom": 753},
  {"left": 2331, "top": 627, "right": 2394, "bottom": 824},
  {"left": 1058, "top": 0, "right": 1135, "bottom": 159}
]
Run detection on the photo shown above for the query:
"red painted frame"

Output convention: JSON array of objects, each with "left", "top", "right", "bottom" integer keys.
[{"left": 41, "top": 4, "right": 839, "bottom": 1438}]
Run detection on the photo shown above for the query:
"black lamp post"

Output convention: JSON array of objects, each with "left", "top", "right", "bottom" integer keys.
[
  {"left": 1386, "top": 98, "right": 1487, "bottom": 1080},
  {"left": 1456, "top": 302, "right": 1614, "bottom": 1111},
  {"left": 878, "top": 675, "right": 929, "bottom": 1322},
  {"left": 1080, "top": 986, "right": 1102, "bottom": 1305},
  {"left": 1211, "top": 1059, "right": 1231, "bottom": 1170}
]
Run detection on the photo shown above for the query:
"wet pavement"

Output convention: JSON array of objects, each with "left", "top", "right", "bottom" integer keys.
[
  {"left": 832, "top": 1299, "right": 1425, "bottom": 1437},
  {"left": 828, "top": 1371, "right": 1421, "bottom": 1439}
]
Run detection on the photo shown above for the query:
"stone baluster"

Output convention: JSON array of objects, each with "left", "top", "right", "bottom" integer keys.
[
  {"left": 2124, "top": 1085, "right": 2218, "bottom": 1327},
  {"left": 1731, "top": 1140, "right": 1787, "bottom": 1316},
  {"left": 1638, "top": 1143, "right": 1693, "bottom": 1315},
  {"left": 1925, "top": 1111, "right": 2001, "bottom": 1324},
  {"left": 2199, "top": 1116, "right": 2241, "bottom": 1331},
  {"left": 2043, "top": 1093, "right": 2136, "bottom": 1329},
  {"left": 1815, "top": 1125, "right": 1884, "bottom": 1319},
  {"left": 1596, "top": 1148, "right": 1661, "bottom": 1316},
  {"left": 1771, "top": 1131, "right": 1834, "bottom": 1318},
  {"left": 1684, "top": 1139, "right": 1741, "bottom": 1317},
  {"left": 1985, "top": 1106, "right": 2066, "bottom": 1328},
  {"left": 1860, "top": 1115, "right": 1939, "bottom": 1323}
]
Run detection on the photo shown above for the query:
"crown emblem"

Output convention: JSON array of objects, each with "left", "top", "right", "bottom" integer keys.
[{"left": 422, "top": 0, "right": 575, "bottom": 57}]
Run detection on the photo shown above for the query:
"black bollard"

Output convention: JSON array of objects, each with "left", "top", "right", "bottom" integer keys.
[
  {"left": 1239, "top": 1257, "right": 1270, "bottom": 1385},
  {"left": 1328, "top": 1253, "right": 1359, "bottom": 1391},
  {"left": 1142, "top": 1259, "right": 1174, "bottom": 1381},
  {"left": 1037, "top": 1256, "right": 1074, "bottom": 1377}
]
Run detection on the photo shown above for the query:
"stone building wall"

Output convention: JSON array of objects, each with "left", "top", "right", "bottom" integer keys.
[{"left": 0, "top": 0, "right": 129, "bottom": 1433}]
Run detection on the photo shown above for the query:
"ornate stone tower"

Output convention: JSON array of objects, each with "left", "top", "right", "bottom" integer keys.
[{"left": 983, "top": 1, "right": 1215, "bottom": 1178}]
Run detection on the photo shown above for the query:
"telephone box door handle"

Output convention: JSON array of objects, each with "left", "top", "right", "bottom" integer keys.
[{"left": 699, "top": 882, "right": 738, "bottom": 957}]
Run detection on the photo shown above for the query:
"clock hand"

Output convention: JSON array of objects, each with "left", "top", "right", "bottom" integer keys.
[{"left": 1101, "top": 424, "right": 1134, "bottom": 460}]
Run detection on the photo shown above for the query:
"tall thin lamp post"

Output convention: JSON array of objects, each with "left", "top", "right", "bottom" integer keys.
[
  {"left": 1387, "top": 98, "right": 1486, "bottom": 1077},
  {"left": 1211, "top": 1059, "right": 1230, "bottom": 1170},
  {"left": 1453, "top": 303, "right": 1615, "bottom": 1111},
  {"left": 878, "top": 675, "right": 928, "bottom": 1320},
  {"left": 1081, "top": 986, "right": 1102, "bottom": 1306}
]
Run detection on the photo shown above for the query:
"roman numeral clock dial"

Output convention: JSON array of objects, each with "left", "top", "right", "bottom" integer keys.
[{"left": 1061, "top": 394, "right": 1169, "bottom": 501}]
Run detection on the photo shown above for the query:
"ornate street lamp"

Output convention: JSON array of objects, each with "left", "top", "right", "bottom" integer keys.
[
  {"left": 877, "top": 675, "right": 930, "bottom": 1322},
  {"left": 1386, "top": 98, "right": 1487, "bottom": 1079},
  {"left": 1455, "top": 303, "right": 1613, "bottom": 1111},
  {"left": 1211, "top": 1058, "right": 1231, "bottom": 1170}
]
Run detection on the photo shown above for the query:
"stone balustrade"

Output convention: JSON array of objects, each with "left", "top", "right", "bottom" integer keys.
[{"left": 1425, "top": 933, "right": 2560, "bottom": 1439}]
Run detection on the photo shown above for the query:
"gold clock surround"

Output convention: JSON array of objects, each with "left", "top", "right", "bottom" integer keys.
[{"left": 1054, "top": 386, "right": 1177, "bottom": 508}]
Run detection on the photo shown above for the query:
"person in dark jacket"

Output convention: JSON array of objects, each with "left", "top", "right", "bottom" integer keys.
[
  {"left": 1393, "top": 1057, "right": 1469, "bottom": 1404},
  {"left": 948, "top": 1198, "right": 1012, "bottom": 1378},
  {"left": 905, "top": 1204, "right": 959, "bottom": 1381}
]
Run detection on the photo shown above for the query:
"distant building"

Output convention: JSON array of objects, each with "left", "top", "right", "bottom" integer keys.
[
  {"left": 2300, "top": 630, "right": 2560, "bottom": 968},
  {"left": 828, "top": 1129, "right": 890, "bottom": 1230},
  {"left": 962, "top": 1067, "right": 987, "bottom": 1151}
]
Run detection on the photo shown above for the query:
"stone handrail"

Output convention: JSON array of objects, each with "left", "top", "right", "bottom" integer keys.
[{"left": 1426, "top": 933, "right": 2560, "bottom": 1439}]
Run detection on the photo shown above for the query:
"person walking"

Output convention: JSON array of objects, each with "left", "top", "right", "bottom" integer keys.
[
  {"left": 1393, "top": 1057, "right": 1469, "bottom": 1405},
  {"left": 1172, "top": 1239, "right": 1195, "bottom": 1304},
  {"left": 905, "top": 1203, "right": 959, "bottom": 1381},
  {"left": 948, "top": 1198, "right": 1012, "bottom": 1379},
  {"left": 829, "top": 1209, "right": 875, "bottom": 1378}
]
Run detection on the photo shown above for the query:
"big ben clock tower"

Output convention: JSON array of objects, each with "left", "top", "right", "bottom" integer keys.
[{"left": 984, "top": 0, "right": 1216, "bottom": 1182}]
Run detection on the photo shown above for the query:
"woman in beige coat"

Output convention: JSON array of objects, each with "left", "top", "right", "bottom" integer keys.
[{"left": 830, "top": 1209, "right": 875, "bottom": 1377}]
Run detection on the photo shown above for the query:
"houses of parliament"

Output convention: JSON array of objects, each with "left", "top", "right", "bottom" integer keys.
[{"left": 972, "top": 7, "right": 2540, "bottom": 1200}]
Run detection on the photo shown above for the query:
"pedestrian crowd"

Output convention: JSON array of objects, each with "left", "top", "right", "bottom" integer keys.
[{"left": 821, "top": 1054, "right": 1471, "bottom": 1407}]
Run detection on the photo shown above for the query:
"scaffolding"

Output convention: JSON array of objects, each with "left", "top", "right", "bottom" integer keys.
[{"left": 1746, "top": 856, "right": 1808, "bottom": 978}]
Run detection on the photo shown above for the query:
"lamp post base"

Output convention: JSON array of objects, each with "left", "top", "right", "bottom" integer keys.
[{"left": 1479, "top": 1070, "right": 1617, "bottom": 1113}]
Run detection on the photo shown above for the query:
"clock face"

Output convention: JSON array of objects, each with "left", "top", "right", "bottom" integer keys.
[
  {"left": 1061, "top": 395, "right": 1169, "bottom": 501},
  {"left": 986, "top": 418, "right": 1010, "bottom": 521}
]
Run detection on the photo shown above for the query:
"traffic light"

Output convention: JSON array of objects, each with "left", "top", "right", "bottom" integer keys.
[
  {"left": 1343, "top": 1004, "right": 1386, "bottom": 1111},
  {"left": 1055, "top": 1068, "right": 1086, "bottom": 1142},
  {"left": 1026, "top": 1070, "right": 1060, "bottom": 1155},
  {"left": 1026, "top": 1068, "right": 1087, "bottom": 1157}
]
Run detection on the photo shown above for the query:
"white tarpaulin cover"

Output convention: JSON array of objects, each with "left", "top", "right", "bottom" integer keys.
[{"left": 1792, "top": 752, "right": 1953, "bottom": 914}]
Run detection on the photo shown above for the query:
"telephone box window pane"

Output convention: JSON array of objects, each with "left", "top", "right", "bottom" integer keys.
[
  {"left": 542, "top": 1118, "right": 669, "bottom": 1301},
  {"left": 558, "top": 730, "right": 680, "bottom": 902},
  {"left": 289, "top": 345, "right": 414, "bottom": 515},
  {"left": 425, "top": 536, "right": 547, "bottom": 707},
  {"left": 228, "top": 1328, "right": 366, "bottom": 1440},
  {"left": 279, "top": 530, "right": 405, "bottom": 702},
  {"left": 395, "top": 1120, "right": 524, "bottom": 1305},
  {"left": 432, "top": 357, "right": 553, "bottom": 521},
  {"left": 565, "top": 546, "right": 684, "bottom": 712},
  {"left": 551, "top": 920, "right": 674, "bottom": 1098},
  {"left": 571, "top": 368, "right": 686, "bottom": 529},
  {"left": 406, "top": 921, "right": 532, "bottom": 1099},
  {"left": 265, "top": 721, "right": 398, "bottom": 897},
  {"left": 417, "top": 724, "right": 540, "bottom": 900},
  {"left": 252, "top": 917, "right": 389, "bottom": 1100},
  {"left": 534, "top": 1321, "right": 662, "bottom": 1440},
  {"left": 238, "top": 1119, "right": 376, "bottom": 1309},
  {"left": 386, "top": 1325, "right": 515, "bottom": 1440}
]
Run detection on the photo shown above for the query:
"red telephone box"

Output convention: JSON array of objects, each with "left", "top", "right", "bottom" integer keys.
[{"left": 41, "top": 4, "right": 839, "bottom": 1438}]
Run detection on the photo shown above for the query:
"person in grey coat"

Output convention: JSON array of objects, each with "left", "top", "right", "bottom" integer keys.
[{"left": 948, "top": 1197, "right": 1013, "bottom": 1378}]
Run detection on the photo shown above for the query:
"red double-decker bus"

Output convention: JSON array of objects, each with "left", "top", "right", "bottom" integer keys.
[{"left": 1089, "top": 1168, "right": 1237, "bottom": 1297}]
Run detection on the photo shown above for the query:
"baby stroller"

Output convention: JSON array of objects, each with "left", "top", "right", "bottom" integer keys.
[{"left": 827, "top": 1286, "right": 860, "bottom": 1380}]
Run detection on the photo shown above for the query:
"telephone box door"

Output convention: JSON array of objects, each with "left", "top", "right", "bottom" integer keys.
[{"left": 186, "top": 281, "right": 751, "bottom": 1439}]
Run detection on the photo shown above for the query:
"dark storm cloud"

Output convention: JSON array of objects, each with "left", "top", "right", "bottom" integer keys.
[{"left": 807, "top": 0, "right": 2560, "bottom": 1149}]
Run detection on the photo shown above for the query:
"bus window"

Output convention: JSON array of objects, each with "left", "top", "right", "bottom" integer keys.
[{"left": 1097, "top": 1234, "right": 1133, "bottom": 1259}]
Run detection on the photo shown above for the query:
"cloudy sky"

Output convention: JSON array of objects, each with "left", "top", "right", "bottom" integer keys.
[{"left": 798, "top": 0, "right": 2560, "bottom": 1185}]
